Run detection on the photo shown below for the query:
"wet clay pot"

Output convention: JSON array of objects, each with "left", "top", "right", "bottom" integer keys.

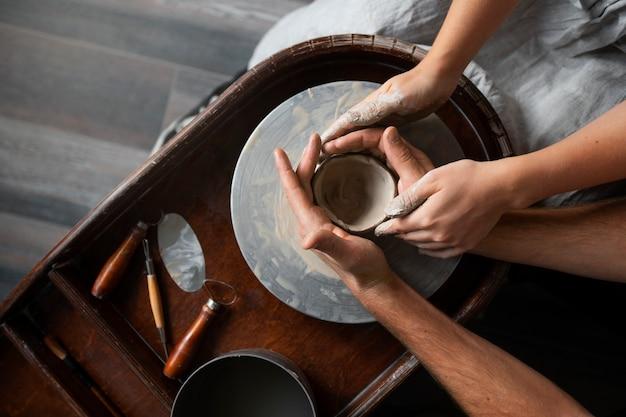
[{"left": 312, "top": 153, "right": 397, "bottom": 234}]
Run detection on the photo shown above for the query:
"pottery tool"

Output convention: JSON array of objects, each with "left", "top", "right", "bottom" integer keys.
[
  {"left": 156, "top": 213, "right": 237, "bottom": 379},
  {"left": 230, "top": 81, "right": 464, "bottom": 323},
  {"left": 157, "top": 213, "right": 205, "bottom": 292},
  {"left": 143, "top": 239, "right": 168, "bottom": 359},
  {"left": 91, "top": 221, "right": 148, "bottom": 299},
  {"left": 24, "top": 302, "right": 123, "bottom": 417},
  {"left": 163, "top": 286, "right": 236, "bottom": 380},
  {"left": 43, "top": 335, "right": 124, "bottom": 417},
  {"left": 163, "top": 298, "right": 222, "bottom": 380}
]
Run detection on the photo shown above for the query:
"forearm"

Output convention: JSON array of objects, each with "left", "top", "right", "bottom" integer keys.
[
  {"left": 473, "top": 198, "right": 626, "bottom": 282},
  {"left": 419, "top": 0, "right": 519, "bottom": 78},
  {"left": 351, "top": 278, "right": 591, "bottom": 417},
  {"left": 506, "top": 101, "right": 626, "bottom": 208}
]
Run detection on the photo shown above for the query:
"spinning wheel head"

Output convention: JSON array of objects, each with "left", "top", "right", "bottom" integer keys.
[{"left": 231, "top": 81, "right": 462, "bottom": 323}]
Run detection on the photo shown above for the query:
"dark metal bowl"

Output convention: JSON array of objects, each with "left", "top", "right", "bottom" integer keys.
[{"left": 171, "top": 349, "right": 316, "bottom": 417}]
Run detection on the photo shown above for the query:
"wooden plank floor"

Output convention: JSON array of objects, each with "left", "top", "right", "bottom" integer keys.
[{"left": 0, "top": 0, "right": 307, "bottom": 300}]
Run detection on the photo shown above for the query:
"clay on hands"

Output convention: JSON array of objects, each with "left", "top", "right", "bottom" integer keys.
[
  {"left": 320, "top": 91, "right": 405, "bottom": 143},
  {"left": 376, "top": 158, "right": 513, "bottom": 258},
  {"left": 321, "top": 66, "right": 458, "bottom": 144}
]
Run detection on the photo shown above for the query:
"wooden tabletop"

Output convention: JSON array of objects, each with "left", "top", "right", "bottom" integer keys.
[{"left": 0, "top": 35, "right": 511, "bottom": 417}]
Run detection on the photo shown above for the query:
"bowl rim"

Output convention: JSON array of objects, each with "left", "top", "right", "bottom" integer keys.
[
  {"left": 311, "top": 152, "right": 398, "bottom": 234},
  {"left": 171, "top": 348, "right": 317, "bottom": 417}
]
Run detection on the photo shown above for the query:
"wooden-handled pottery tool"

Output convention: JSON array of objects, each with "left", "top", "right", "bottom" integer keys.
[
  {"left": 157, "top": 213, "right": 237, "bottom": 380},
  {"left": 163, "top": 298, "right": 222, "bottom": 379},
  {"left": 24, "top": 303, "right": 123, "bottom": 417},
  {"left": 43, "top": 335, "right": 124, "bottom": 417},
  {"left": 91, "top": 221, "right": 148, "bottom": 299},
  {"left": 142, "top": 239, "right": 168, "bottom": 359}
]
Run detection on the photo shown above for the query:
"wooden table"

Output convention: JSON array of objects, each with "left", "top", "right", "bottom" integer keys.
[{"left": 0, "top": 35, "right": 510, "bottom": 417}]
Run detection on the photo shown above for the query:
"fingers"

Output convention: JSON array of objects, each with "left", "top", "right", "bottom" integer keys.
[
  {"left": 321, "top": 93, "right": 398, "bottom": 143},
  {"left": 320, "top": 112, "right": 350, "bottom": 144},
  {"left": 375, "top": 218, "right": 458, "bottom": 254},
  {"left": 321, "top": 128, "right": 385, "bottom": 156},
  {"left": 376, "top": 222, "right": 448, "bottom": 250},
  {"left": 274, "top": 148, "right": 313, "bottom": 225},
  {"left": 374, "top": 217, "right": 410, "bottom": 236},
  {"left": 410, "top": 147, "right": 435, "bottom": 173},
  {"left": 296, "top": 133, "right": 321, "bottom": 196},
  {"left": 382, "top": 127, "right": 423, "bottom": 186},
  {"left": 394, "top": 230, "right": 431, "bottom": 242},
  {"left": 385, "top": 175, "right": 437, "bottom": 218},
  {"left": 301, "top": 228, "right": 355, "bottom": 266},
  {"left": 377, "top": 223, "right": 460, "bottom": 255}
]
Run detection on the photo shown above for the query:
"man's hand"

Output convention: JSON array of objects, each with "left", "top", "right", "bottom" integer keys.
[
  {"left": 274, "top": 133, "right": 393, "bottom": 290},
  {"left": 320, "top": 65, "right": 457, "bottom": 143}
]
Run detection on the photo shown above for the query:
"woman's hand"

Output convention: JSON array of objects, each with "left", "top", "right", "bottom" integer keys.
[
  {"left": 274, "top": 133, "right": 394, "bottom": 291},
  {"left": 377, "top": 159, "right": 516, "bottom": 258},
  {"left": 325, "top": 126, "right": 517, "bottom": 258},
  {"left": 321, "top": 64, "right": 458, "bottom": 143}
]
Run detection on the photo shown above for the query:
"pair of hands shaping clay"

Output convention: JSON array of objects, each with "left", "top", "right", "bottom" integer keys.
[
  {"left": 312, "top": 153, "right": 397, "bottom": 234},
  {"left": 312, "top": 77, "right": 425, "bottom": 235}
]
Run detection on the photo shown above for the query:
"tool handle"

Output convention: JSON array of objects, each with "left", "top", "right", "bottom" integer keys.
[
  {"left": 43, "top": 335, "right": 68, "bottom": 360},
  {"left": 90, "top": 386, "right": 124, "bottom": 417},
  {"left": 43, "top": 336, "right": 123, "bottom": 417},
  {"left": 163, "top": 304, "right": 216, "bottom": 379},
  {"left": 146, "top": 274, "right": 165, "bottom": 329},
  {"left": 91, "top": 222, "right": 148, "bottom": 299}
]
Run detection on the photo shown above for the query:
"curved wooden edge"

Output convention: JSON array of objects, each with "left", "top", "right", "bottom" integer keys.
[
  {"left": 0, "top": 33, "right": 513, "bottom": 417},
  {"left": 272, "top": 34, "right": 511, "bottom": 159},
  {"left": 453, "top": 260, "right": 510, "bottom": 323},
  {"left": 337, "top": 352, "right": 419, "bottom": 417}
]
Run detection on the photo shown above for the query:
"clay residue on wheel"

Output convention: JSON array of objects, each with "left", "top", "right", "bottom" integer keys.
[{"left": 274, "top": 190, "right": 340, "bottom": 279}]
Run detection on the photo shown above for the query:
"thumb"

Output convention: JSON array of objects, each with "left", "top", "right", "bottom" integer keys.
[
  {"left": 382, "top": 127, "right": 422, "bottom": 185},
  {"left": 385, "top": 175, "right": 436, "bottom": 217},
  {"left": 302, "top": 229, "right": 356, "bottom": 267},
  {"left": 321, "top": 95, "right": 395, "bottom": 143}
]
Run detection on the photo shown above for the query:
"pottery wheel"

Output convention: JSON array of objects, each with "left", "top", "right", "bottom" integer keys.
[{"left": 231, "top": 81, "right": 464, "bottom": 323}]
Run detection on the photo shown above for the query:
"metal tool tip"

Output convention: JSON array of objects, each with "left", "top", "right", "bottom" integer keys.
[{"left": 158, "top": 328, "right": 169, "bottom": 359}]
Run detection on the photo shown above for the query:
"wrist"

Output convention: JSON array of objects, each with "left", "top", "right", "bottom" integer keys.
[
  {"left": 341, "top": 268, "right": 397, "bottom": 299},
  {"left": 490, "top": 156, "right": 541, "bottom": 210},
  {"left": 416, "top": 49, "right": 464, "bottom": 86},
  {"left": 349, "top": 273, "right": 429, "bottom": 316},
  {"left": 403, "top": 59, "right": 458, "bottom": 112}
]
